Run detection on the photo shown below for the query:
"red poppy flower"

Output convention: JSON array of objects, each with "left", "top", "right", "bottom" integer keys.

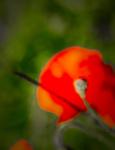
[
  {"left": 10, "top": 139, "right": 33, "bottom": 150},
  {"left": 36, "top": 46, "right": 115, "bottom": 127}
]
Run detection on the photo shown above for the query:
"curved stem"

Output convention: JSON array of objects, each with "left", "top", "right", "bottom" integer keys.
[
  {"left": 54, "top": 125, "right": 73, "bottom": 150},
  {"left": 54, "top": 121, "right": 115, "bottom": 150}
]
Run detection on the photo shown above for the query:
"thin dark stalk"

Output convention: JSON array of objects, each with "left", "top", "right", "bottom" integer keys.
[
  {"left": 13, "top": 71, "right": 84, "bottom": 112},
  {"left": 14, "top": 71, "right": 39, "bottom": 86}
]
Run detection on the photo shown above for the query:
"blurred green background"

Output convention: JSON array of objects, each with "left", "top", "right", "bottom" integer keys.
[{"left": 0, "top": 0, "right": 115, "bottom": 149}]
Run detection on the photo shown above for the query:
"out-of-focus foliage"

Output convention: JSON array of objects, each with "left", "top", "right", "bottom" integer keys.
[{"left": 0, "top": 0, "right": 115, "bottom": 149}]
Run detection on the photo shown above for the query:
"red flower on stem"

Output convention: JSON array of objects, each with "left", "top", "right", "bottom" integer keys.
[{"left": 37, "top": 47, "right": 115, "bottom": 127}]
